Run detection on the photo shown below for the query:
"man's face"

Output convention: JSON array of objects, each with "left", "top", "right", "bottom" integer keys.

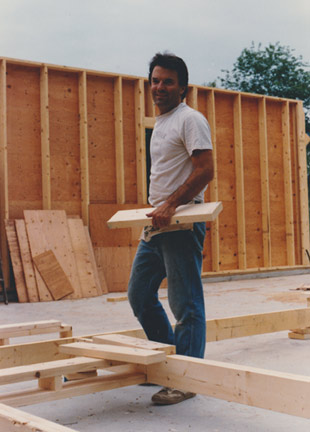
[{"left": 151, "top": 66, "right": 185, "bottom": 115}]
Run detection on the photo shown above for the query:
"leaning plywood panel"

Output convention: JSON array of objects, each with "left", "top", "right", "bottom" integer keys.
[
  {"left": 24, "top": 210, "right": 82, "bottom": 299},
  {"left": 4, "top": 220, "right": 28, "bottom": 302},
  {"left": 107, "top": 202, "right": 223, "bottom": 229},
  {"left": 15, "top": 219, "right": 39, "bottom": 302},
  {"left": 67, "top": 218, "right": 100, "bottom": 297}
]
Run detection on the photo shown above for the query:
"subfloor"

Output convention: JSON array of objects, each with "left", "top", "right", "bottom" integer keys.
[{"left": 1, "top": 271, "right": 310, "bottom": 431}]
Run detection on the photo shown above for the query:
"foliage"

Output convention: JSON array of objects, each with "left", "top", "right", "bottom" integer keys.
[{"left": 217, "top": 42, "right": 310, "bottom": 132}]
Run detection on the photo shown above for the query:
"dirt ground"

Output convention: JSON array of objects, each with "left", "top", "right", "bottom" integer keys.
[{"left": 1, "top": 270, "right": 310, "bottom": 431}]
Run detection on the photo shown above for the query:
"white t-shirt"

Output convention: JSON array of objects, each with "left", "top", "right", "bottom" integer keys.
[{"left": 149, "top": 102, "right": 213, "bottom": 207}]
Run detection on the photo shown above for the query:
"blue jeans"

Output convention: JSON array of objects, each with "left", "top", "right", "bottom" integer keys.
[{"left": 128, "top": 222, "right": 206, "bottom": 358}]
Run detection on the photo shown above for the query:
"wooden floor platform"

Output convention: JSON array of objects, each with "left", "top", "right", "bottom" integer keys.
[{"left": 0, "top": 299, "right": 309, "bottom": 430}]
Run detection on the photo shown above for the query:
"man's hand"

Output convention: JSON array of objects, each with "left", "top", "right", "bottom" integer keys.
[{"left": 146, "top": 202, "right": 177, "bottom": 229}]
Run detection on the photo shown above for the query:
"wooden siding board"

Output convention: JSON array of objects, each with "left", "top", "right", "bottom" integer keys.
[
  {"left": 122, "top": 79, "right": 138, "bottom": 203},
  {"left": 87, "top": 75, "right": 116, "bottom": 203},
  {"left": 241, "top": 98, "right": 264, "bottom": 268},
  {"left": 266, "top": 100, "right": 287, "bottom": 267},
  {"left": 6, "top": 64, "right": 42, "bottom": 214},
  {"left": 215, "top": 93, "right": 238, "bottom": 270},
  {"left": 48, "top": 70, "right": 81, "bottom": 213}
]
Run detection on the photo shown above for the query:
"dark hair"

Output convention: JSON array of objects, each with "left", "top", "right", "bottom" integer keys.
[{"left": 148, "top": 52, "right": 189, "bottom": 100}]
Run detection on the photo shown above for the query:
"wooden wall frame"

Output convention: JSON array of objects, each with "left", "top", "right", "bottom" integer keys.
[{"left": 0, "top": 57, "right": 309, "bottom": 293}]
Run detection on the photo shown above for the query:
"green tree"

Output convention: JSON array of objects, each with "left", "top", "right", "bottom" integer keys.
[{"left": 218, "top": 42, "right": 310, "bottom": 132}]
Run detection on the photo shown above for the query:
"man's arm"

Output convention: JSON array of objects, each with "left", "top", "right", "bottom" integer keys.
[{"left": 146, "top": 149, "right": 214, "bottom": 229}]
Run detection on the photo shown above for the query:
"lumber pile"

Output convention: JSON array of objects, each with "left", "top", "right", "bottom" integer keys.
[{"left": 5, "top": 210, "right": 107, "bottom": 302}]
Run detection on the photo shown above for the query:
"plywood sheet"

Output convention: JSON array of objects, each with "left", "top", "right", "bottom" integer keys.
[
  {"left": 94, "top": 246, "right": 137, "bottom": 293},
  {"left": 84, "top": 226, "right": 106, "bottom": 294},
  {"left": 33, "top": 250, "right": 74, "bottom": 300},
  {"left": 15, "top": 219, "right": 39, "bottom": 302},
  {"left": 24, "top": 210, "right": 82, "bottom": 299},
  {"left": 107, "top": 202, "right": 223, "bottom": 229},
  {"left": 67, "top": 218, "right": 100, "bottom": 297},
  {"left": 4, "top": 220, "right": 28, "bottom": 302}
]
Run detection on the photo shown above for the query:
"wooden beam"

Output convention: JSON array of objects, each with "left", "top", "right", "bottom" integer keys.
[
  {"left": 40, "top": 65, "right": 51, "bottom": 210},
  {"left": 296, "top": 101, "right": 310, "bottom": 264},
  {"left": 186, "top": 87, "right": 198, "bottom": 109},
  {"left": 144, "top": 82, "right": 155, "bottom": 117},
  {"left": 0, "top": 59, "right": 10, "bottom": 290},
  {"left": 206, "top": 307, "right": 310, "bottom": 341},
  {"left": 282, "top": 101, "right": 295, "bottom": 265},
  {"left": 0, "top": 357, "right": 110, "bottom": 386},
  {"left": 93, "top": 334, "right": 175, "bottom": 355},
  {"left": 206, "top": 90, "right": 220, "bottom": 272},
  {"left": 291, "top": 105, "right": 301, "bottom": 264},
  {"left": 0, "top": 337, "right": 76, "bottom": 369},
  {"left": 0, "top": 320, "right": 72, "bottom": 340},
  {"left": 59, "top": 341, "right": 166, "bottom": 365},
  {"left": 233, "top": 94, "right": 246, "bottom": 269},
  {"left": 144, "top": 116, "right": 155, "bottom": 129},
  {"left": 147, "top": 355, "right": 310, "bottom": 418},
  {"left": 0, "top": 402, "right": 76, "bottom": 431},
  {"left": 78, "top": 71, "right": 89, "bottom": 225},
  {"left": 258, "top": 97, "right": 271, "bottom": 267},
  {"left": 0, "top": 368, "right": 146, "bottom": 407},
  {"left": 114, "top": 76, "right": 125, "bottom": 204},
  {"left": 134, "top": 79, "right": 147, "bottom": 204},
  {"left": 107, "top": 202, "right": 223, "bottom": 229}
]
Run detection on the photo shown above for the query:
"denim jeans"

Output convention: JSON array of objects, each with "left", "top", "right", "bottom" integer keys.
[{"left": 128, "top": 222, "right": 206, "bottom": 358}]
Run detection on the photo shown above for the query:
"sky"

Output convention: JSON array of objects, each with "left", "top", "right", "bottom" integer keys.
[{"left": 0, "top": 0, "right": 309, "bottom": 86}]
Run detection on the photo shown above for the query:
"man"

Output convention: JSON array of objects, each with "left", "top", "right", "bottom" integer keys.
[{"left": 128, "top": 53, "right": 214, "bottom": 405}]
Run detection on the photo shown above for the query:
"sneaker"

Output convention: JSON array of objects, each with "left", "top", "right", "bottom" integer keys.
[{"left": 151, "top": 387, "right": 196, "bottom": 405}]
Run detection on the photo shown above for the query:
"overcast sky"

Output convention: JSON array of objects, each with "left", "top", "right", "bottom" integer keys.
[{"left": 0, "top": 0, "right": 309, "bottom": 85}]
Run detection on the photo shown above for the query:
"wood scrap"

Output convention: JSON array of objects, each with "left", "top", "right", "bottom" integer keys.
[
  {"left": 107, "top": 202, "right": 223, "bottom": 229},
  {"left": 33, "top": 251, "right": 74, "bottom": 300}
]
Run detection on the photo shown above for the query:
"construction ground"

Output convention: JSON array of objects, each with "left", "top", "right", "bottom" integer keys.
[{"left": 1, "top": 270, "right": 310, "bottom": 431}]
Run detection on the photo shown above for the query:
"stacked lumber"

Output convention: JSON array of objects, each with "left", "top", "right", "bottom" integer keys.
[{"left": 5, "top": 210, "right": 107, "bottom": 302}]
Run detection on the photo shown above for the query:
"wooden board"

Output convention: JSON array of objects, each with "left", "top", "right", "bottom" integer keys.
[
  {"left": 147, "top": 355, "right": 310, "bottom": 419},
  {"left": 4, "top": 220, "right": 28, "bottom": 302},
  {"left": 93, "top": 334, "right": 175, "bottom": 355},
  {"left": 84, "top": 226, "right": 105, "bottom": 294},
  {"left": 67, "top": 219, "right": 100, "bottom": 297},
  {"left": 32, "top": 250, "right": 74, "bottom": 300},
  {"left": 107, "top": 202, "right": 223, "bottom": 229},
  {"left": 0, "top": 402, "right": 76, "bottom": 432},
  {"left": 0, "top": 357, "right": 109, "bottom": 385},
  {"left": 24, "top": 210, "right": 82, "bottom": 299},
  {"left": 59, "top": 341, "right": 166, "bottom": 365},
  {"left": 15, "top": 219, "right": 39, "bottom": 302}
]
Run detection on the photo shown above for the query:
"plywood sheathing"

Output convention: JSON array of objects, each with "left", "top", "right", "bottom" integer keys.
[
  {"left": 0, "top": 57, "right": 309, "bottom": 294},
  {"left": 6, "top": 210, "right": 103, "bottom": 301}
]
